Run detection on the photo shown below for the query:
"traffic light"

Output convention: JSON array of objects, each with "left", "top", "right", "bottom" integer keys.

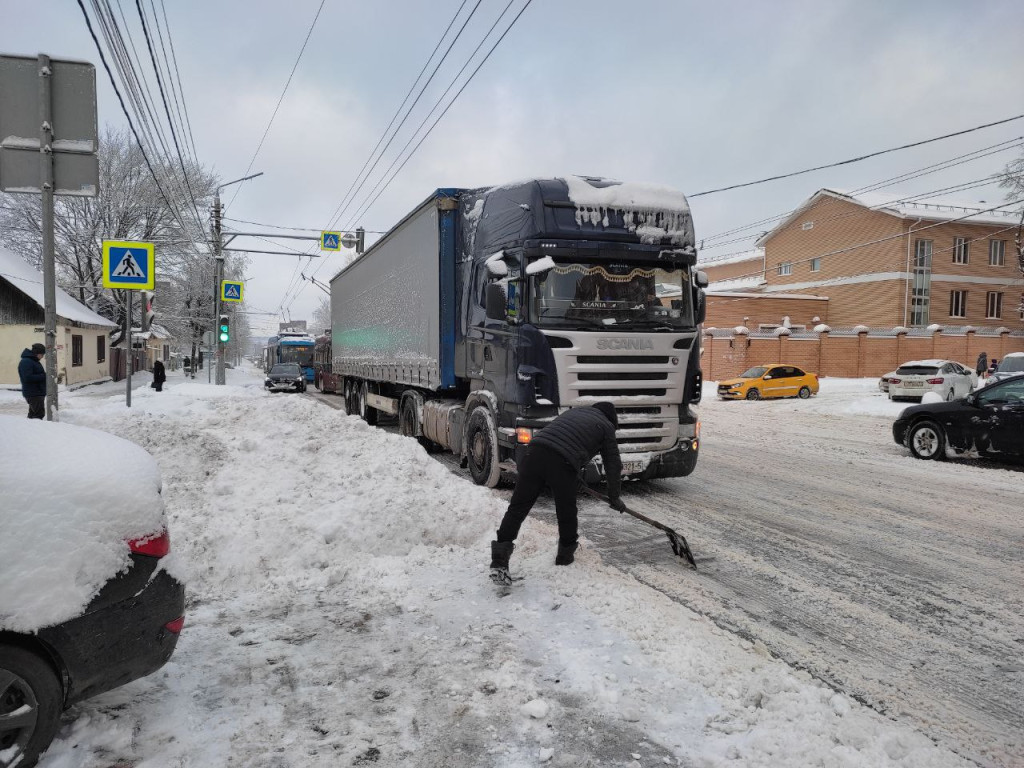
[
  {"left": 218, "top": 314, "right": 230, "bottom": 343},
  {"left": 141, "top": 291, "right": 155, "bottom": 332}
]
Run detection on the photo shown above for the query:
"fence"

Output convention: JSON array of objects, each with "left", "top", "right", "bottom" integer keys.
[
  {"left": 702, "top": 325, "right": 1024, "bottom": 381},
  {"left": 109, "top": 347, "right": 148, "bottom": 382}
]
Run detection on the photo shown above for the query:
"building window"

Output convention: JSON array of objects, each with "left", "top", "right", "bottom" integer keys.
[
  {"left": 96, "top": 335, "right": 105, "bottom": 363},
  {"left": 72, "top": 334, "right": 83, "bottom": 367},
  {"left": 810, "top": 257, "right": 821, "bottom": 272},
  {"left": 986, "top": 292, "right": 1002, "bottom": 319},
  {"left": 949, "top": 290, "right": 966, "bottom": 318},
  {"left": 989, "top": 239, "right": 1005, "bottom": 266},
  {"left": 911, "top": 240, "right": 932, "bottom": 326},
  {"left": 801, "top": 221, "right": 814, "bottom": 231},
  {"left": 953, "top": 237, "right": 969, "bottom": 264},
  {"left": 163, "top": 344, "right": 169, "bottom": 361},
  {"left": 778, "top": 262, "right": 792, "bottom": 276}
]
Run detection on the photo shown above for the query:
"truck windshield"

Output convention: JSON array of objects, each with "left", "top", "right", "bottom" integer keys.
[{"left": 529, "top": 261, "right": 692, "bottom": 330}]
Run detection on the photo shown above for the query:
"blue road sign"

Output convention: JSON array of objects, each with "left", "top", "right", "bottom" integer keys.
[
  {"left": 321, "top": 231, "right": 341, "bottom": 251},
  {"left": 221, "top": 280, "right": 244, "bottom": 303},
  {"left": 102, "top": 240, "right": 154, "bottom": 289}
]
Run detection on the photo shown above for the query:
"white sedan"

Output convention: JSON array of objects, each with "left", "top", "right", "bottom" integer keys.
[{"left": 888, "top": 359, "right": 977, "bottom": 402}]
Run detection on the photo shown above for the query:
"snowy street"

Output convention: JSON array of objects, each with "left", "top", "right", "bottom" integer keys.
[{"left": 2, "top": 367, "right": 1019, "bottom": 767}]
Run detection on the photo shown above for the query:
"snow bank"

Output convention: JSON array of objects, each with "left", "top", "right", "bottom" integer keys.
[{"left": 0, "top": 417, "right": 166, "bottom": 632}]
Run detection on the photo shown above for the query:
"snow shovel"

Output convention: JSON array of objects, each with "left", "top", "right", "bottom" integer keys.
[{"left": 579, "top": 484, "right": 697, "bottom": 569}]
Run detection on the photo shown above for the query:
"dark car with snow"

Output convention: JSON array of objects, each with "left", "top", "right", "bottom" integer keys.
[
  {"left": 892, "top": 376, "right": 1024, "bottom": 461},
  {"left": 265, "top": 362, "right": 307, "bottom": 393},
  {"left": 988, "top": 352, "right": 1024, "bottom": 384},
  {"left": 0, "top": 417, "right": 185, "bottom": 767}
]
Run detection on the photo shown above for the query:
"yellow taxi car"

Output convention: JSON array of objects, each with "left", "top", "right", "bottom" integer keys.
[{"left": 717, "top": 364, "right": 819, "bottom": 400}]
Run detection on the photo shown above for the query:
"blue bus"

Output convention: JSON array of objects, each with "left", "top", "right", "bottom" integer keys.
[{"left": 265, "top": 332, "right": 316, "bottom": 382}]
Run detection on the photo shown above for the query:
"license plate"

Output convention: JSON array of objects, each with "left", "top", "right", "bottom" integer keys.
[{"left": 595, "top": 458, "right": 646, "bottom": 475}]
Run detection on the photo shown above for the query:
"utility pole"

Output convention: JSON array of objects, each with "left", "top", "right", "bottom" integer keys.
[
  {"left": 38, "top": 54, "right": 58, "bottom": 420},
  {"left": 212, "top": 172, "right": 262, "bottom": 385}
]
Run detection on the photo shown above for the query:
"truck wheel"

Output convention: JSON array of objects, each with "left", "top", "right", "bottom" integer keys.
[
  {"left": 343, "top": 382, "right": 355, "bottom": 415},
  {"left": 358, "top": 382, "right": 378, "bottom": 426},
  {"left": 0, "top": 645, "right": 63, "bottom": 768},
  {"left": 465, "top": 406, "right": 502, "bottom": 488}
]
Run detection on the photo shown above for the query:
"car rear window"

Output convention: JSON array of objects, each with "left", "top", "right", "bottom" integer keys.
[{"left": 896, "top": 365, "right": 939, "bottom": 375}]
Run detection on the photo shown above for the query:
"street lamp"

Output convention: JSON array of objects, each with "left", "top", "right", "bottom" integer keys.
[{"left": 212, "top": 172, "right": 262, "bottom": 385}]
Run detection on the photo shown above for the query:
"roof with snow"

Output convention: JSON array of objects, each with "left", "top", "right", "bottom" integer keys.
[
  {"left": 756, "top": 188, "right": 1023, "bottom": 246},
  {"left": 0, "top": 245, "right": 116, "bottom": 328},
  {"left": 698, "top": 247, "right": 764, "bottom": 268}
]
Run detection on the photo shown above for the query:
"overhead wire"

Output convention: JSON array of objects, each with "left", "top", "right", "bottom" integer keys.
[
  {"left": 699, "top": 137, "right": 1024, "bottom": 250},
  {"left": 227, "top": 0, "right": 328, "bottom": 210},
  {"left": 689, "top": 113, "right": 1024, "bottom": 198},
  {"left": 152, "top": 0, "right": 200, "bottom": 166},
  {"left": 76, "top": 0, "right": 197, "bottom": 239},
  {"left": 291, "top": 0, "right": 534, "bottom": 310}
]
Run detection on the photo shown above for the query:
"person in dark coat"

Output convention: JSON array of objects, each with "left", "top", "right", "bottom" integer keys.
[
  {"left": 490, "top": 402, "right": 623, "bottom": 583},
  {"left": 152, "top": 359, "right": 166, "bottom": 391},
  {"left": 976, "top": 351, "right": 988, "bottom": 378},
  {"left": 18, "top": 343, "right": 47, "bottom": 419}
]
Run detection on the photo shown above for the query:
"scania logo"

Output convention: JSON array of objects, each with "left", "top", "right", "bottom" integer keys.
[{"left": 596, "top": 338, "right": 654, "bottom": 350}]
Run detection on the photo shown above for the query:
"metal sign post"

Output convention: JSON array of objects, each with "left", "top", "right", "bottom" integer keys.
[
  {"left": 1, "top": 52, "right": 98, "bottom": 420},
  {"left": 125, "top": 291, "right": 132, "bottom": 407}
]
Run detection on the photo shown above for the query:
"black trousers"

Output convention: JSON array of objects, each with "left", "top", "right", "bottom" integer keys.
[
  {"left": 496, "top": 443, "right": 579, "bottom": 546},
  {"left": 25, "top": 396, "right": 44, "bottom": 419}
]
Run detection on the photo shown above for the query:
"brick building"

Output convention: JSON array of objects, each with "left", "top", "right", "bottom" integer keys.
[{"left": 699, "top": 189, "right": 1023, "bottom": 332}]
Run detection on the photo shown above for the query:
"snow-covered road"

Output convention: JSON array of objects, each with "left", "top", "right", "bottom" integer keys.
[{"left": 7, "top": 368, "right": 1016, "bottom": 767}]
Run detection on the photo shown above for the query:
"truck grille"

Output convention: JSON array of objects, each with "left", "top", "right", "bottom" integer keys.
[{"left": 577, "top": 355, "right": 668, "bottom": 365}]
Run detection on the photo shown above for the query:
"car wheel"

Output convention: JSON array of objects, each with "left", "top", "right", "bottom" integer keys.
[
  {"left": 358, "top": 382, "right": 378, "bottom": 426},
  {"left": 745, "top": 388, "right": 761, "bottom": 401},
  {"left": 0, "top": 645, "right": 63, "bottom": 768},
  {"left": 908, "top": 419, "right": 945, "bottom": 460},
  {"left": 465, "top": 405, "right": 501, "bottom": 487},
  {"left": 798, "top": 386, "right": 811, "bottom": 399}
]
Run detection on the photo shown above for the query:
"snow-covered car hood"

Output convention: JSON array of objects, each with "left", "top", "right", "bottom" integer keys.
[{"left": 0, "top": 416, "right": 167, "bottom": 632}]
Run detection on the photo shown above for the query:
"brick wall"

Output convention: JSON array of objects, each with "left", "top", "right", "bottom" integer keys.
[{"left": 702, "top": 328, "right": 1024, "bottom": 381}]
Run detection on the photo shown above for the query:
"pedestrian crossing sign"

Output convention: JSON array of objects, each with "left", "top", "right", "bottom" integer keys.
[
  {"left": 221, "top": 280, "right": 244, "bottom": 303},
  {"left": 321, "top": 231, "right": 341, "bottom": 251},
  {"left": 102, "top": 240, "right": 154, "bottom": 289}
]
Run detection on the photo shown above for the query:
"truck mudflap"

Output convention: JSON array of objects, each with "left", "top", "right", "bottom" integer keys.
[{"left": 583, "top": 438, "right": 699, "bottom": 483}]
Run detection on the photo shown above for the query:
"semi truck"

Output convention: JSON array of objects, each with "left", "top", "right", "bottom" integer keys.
[{"left": 329, "top": 176, "right": 707, "bottom": 487}]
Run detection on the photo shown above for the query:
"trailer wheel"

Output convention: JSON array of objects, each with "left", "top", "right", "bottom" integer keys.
[
  {"left": 465, "top": 406, "right": 501, "bottom": 488},
  {"left": 358, "top": 382, "right": 378, "bottom": 426},
  {"left": 343, "top": 381, "right": 356, "bottom": 415}
]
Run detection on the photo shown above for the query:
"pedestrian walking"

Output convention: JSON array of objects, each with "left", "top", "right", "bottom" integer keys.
[
  {"left": 18, "top": 343, "right": 47, "bottom": 419},
  {"left": 976, "top": 351, "right": 988, "bottom": 378},
  {"left": 152, "top": 359, "right": 166, "bottom": 392},
  {"left": 989, "top": 359, "right": 999, "bottom": 377},
  {"left": 489, "top": 402, "right": 624, "bottom": 584}
]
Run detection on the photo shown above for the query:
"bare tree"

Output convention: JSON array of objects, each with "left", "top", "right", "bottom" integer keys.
[
  {"left": 998, "top": 150, "right": 1024, "bottom": 317},
  {"left": 0, "top": 126, "right": 224, "bottom": 357},
  {"left": 311, "top": 295, "right": 331, "bottom": 336}
]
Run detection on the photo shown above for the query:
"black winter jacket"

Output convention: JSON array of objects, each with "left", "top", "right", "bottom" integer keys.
[
  {"left": 153, "top": 360, "right": 166, "bottom": 383},
  {"left": 18, "top": 348, "right": 46, "bottom": 397},
  {"left": 531, "top": 406, "right": 622, "bottom": 496}
]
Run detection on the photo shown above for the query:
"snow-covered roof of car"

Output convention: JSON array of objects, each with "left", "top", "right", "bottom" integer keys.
[
  {"left": 898, "top": 359, "right": 952, "bottom": 367},
  {"left": 0, "top": 417, "right": 168, "bottom": 632}
]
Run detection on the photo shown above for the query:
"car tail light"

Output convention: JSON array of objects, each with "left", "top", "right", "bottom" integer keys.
[
  {"left": 165, "top": 616, "right": 185, "bottom": 634},
  {"left": 128, "top": 528, "right": 170, "bottom": 558},
  {"left": 927, "top": 377, "right": 944, "bottom": 384}
]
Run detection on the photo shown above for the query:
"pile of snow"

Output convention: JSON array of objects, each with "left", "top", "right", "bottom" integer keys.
[
  {"left": 0, "top": 417, "right": 167, "bottom": 632},
  {"left": 17, "top": 366, "right": 972, "bottom": 767}
]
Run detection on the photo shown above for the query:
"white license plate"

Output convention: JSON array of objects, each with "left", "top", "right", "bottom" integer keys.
[{"left": 596, "top": 459, "right": 646, "bottom": 475}]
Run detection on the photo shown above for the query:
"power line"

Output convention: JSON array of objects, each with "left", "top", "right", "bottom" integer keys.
[
  {"left": 76, "top": 0, "right": 196, "bottom": 238},
  {"left": 342, "top": 0, "right": 525, "bottom": 231},
  {"left": 154, "top": 0, "right": 200, "bottom": 166},
  {"left": 319, "top": 0, "right": 480, "bottom": 236},
  {"left": 227, "top": 0, "right": 327, "bottom": 210},
  {"left": 700, "top": 137, "right": 1024, "bottom": 248},
  {"left": 222, "top": 215, "right": 386, "bottom": 234},
  {"left": 292, "top": 0, "right": 536, "bottom": 309},
  {"left": 689, "top": 113, "right": 1024, "bottom": 198}
]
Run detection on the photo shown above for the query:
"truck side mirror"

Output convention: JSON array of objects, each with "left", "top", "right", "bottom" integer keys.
[
  {"left": 694, "top": 270, "right": 709, "bottom": 288},
  {"left": 485, "top": 283, "right": 506, "bottom": 321},
  {"left": 695, "top": 290, "right": 707, "bottom": 324}
]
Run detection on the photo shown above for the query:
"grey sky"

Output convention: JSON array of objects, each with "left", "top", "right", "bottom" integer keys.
[{"left": 5, "top": 0, "right": 1024, "bottom": 334}]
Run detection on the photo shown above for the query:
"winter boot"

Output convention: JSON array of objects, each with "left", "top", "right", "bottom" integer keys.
[
  {"left": 490, "top": 541, "right": 515, "bottom": 585},
  {"left": 555, "top": 540, "right": 578, "bottom": 566}
]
